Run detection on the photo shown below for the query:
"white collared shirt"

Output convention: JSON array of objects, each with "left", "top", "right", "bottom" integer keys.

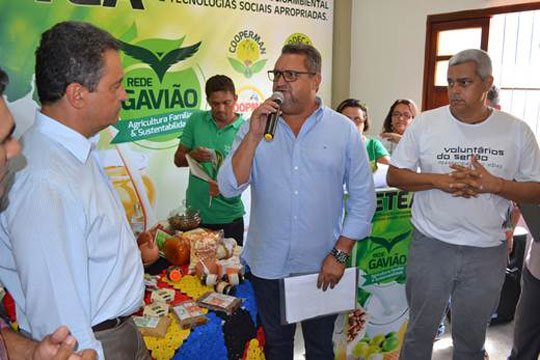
[{"left": 0, "top": 112, "right": 144, "bottom": 359}]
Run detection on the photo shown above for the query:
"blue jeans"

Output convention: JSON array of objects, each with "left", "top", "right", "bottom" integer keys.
[
  {"left": 400, "top": 228, "right": 506, "bottom": 360},
  {"left": 249, "top": 273, "right": 337, "bottom": 360}
]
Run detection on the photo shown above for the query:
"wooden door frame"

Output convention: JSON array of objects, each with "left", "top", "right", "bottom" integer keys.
[{"left": 422, "top": 2, "right": 540, "bottom": 111}]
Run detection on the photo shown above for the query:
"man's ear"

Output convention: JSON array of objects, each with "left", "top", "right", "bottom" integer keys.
[
  {"left": 64, "top": 83, "right": 87, "bottom": 109},
  {"left": 312, "top": 72, "right": 322, "bottom": 92},
  {"left": 484, "top": 75, "right": 494, "bottom": 91}
]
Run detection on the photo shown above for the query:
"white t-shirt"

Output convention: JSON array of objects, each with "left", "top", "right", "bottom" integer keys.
[{"left": 391, "top": 106, "right": 540, "bottom": 247}]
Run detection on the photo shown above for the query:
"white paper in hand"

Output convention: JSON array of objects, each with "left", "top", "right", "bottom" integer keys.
[
  {"left": 185, "top": 154, "right": 213, "bottom": 182},
  {"left": 282, "top": 267, "right": 357, "bottom": 324}
]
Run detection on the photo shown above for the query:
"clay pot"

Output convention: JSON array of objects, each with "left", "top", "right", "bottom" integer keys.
[{"left": 138, "top": 232, "right": 159, "bottom": 267}]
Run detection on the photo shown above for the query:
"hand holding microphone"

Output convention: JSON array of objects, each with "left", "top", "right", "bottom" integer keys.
[{"left": 264, "top": 91, "right": 284, "bottom": 141}]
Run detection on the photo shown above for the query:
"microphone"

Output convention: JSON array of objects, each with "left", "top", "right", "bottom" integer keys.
[{"left": 264, "top": 91, "right": 284, "bottom": 141}]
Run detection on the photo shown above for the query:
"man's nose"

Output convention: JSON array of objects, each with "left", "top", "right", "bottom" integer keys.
[
  {"left": 274, "top": 73, "right": 287, "bottom": 87},
  {"left": 119, "top": 84, "right": 129, "bottom": 101},
  {"left": 448, "top": 83, "right": 460, "bottom": 95}
]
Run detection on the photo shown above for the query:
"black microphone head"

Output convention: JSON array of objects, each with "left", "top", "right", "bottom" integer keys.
[{"left": 271, "top": 91, "right": 284, "bottom": 105}]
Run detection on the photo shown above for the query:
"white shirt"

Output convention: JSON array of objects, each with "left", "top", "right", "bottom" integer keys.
[
  {"left": 391, "top": 106, "right": 540, "bottom": 247},
  {"left": 0, "top": 112, "right": 145, "bottom": 359}
]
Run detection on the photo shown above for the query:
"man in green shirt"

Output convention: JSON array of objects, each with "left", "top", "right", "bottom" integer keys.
[{"left": 174, "top": 75, "right": 246, "bottom": 245}]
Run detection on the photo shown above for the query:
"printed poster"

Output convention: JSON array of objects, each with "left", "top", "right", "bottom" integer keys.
[
  {"left": 0, "top": 0, "right": 334, "bottom": 228},
  {"left": 335, "top": 188, "right": 413, "bottom": 360}
]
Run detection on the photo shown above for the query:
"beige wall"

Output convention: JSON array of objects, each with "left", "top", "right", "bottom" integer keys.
[
  {"left": 349, "top": 0, "right": 536, "bottom": 136},
  {"left": 331, "top": 0, "right": 352, "bottom": 108}
]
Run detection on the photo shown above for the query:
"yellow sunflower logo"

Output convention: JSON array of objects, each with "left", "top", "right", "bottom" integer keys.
[{"left": 228, "top": 38, "right": 267, "bottom": 78}]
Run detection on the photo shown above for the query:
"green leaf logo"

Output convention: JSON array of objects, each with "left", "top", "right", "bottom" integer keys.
[
  {"left": 251, "top": 59, "right": 267, "bottom": 73},
  {"left": 119, "top": 37, "right": 201, "bottom": 83},
  {"left": 227, "top": 57, "right": 246, "bottom": 74},
  {"left": 370, "top": 231, "right": 411, "bottom": 253},
  {"left": 115, "top": 36, "right": 203, "bottom": 146},
  {"left": 227, "top": 33, "right": 268, "bottom": 79}
]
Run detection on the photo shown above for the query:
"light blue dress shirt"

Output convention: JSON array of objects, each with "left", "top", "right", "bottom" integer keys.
[
  {"left": 218, "top": 100, "right": 376, "bottom": 279},
  {"left": 0, "top": 113, "right": 145, "bottom": 359}
]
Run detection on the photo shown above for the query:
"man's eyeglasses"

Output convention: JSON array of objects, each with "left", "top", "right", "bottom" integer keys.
[
  {"left": 392, "top": 111, "right": 412, "bottom": 120},
  {"left": 267, "top": 70, "right": 316, "bottom": 82}
]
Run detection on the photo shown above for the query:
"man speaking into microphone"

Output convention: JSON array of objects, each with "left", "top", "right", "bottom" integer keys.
[
  {"left": 218, "top": 43, "right": 375, "bottom": 360},
  {"left": 263, "top": 91, "right": 283, "bottom": 141}
]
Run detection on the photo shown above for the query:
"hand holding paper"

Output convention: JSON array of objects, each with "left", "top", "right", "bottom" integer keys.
[
  {"left": 208, "top": 180, "right": 220, "bottom": 197},
  {"left": 185, "top": 154, "right": 213, "bottom": 182},
  {"left": 185, "top": 151, "right": 222, "bottom": 208},
  {"left": 282, "top": 268, "right": 357, "bottom": 324},
  {"left": 317, "top": 254, "right": 346, "bottom": 291},
  {"left": 189, "top": 147, "right": 214, "bottom": 163}
]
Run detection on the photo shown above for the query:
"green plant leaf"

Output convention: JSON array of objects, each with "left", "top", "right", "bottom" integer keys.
[
  {"left": 251, "top": 59, "right": 267, "bottom": 73},
  {"left": 228, "top": 57, "right": 246, "bottom": 74}
]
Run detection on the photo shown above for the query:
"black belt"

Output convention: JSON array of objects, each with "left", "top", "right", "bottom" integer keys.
[{"left": 92, "top": 316, "right": 130, "bottom": 332}]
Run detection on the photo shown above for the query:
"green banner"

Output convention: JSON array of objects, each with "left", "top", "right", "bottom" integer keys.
[
  {"left": 335, "top": 188, "right": 413, "bottom": 360},
  {"left": 111, "top": 110, "right": 195, "bottom": 144},
  {"left": 1, "top": 0, "right": 335, "bottom": 229}
]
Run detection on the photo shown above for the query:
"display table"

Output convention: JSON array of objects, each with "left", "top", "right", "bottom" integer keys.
[{"left": 141, "top": 264, "right": 264, "bottom": 360}]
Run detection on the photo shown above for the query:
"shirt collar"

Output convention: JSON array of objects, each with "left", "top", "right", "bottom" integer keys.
[
  {"left": 276, "top": 97, "right": 325, "bottom": 139},
  {"left": 204, "top": 111, "right": 244, "bottom": 129},
  {"left": 313, "top": 96, "right": 325, "bottom": 119},
  {"left": 230, "top": 114, "right": 245, "bottom": 129},
  {"left": 300, "top": 96, "right": 325, "bottom": 127},
  {"left": 35, "top": 112, "right": 94, "bottom": 164}
]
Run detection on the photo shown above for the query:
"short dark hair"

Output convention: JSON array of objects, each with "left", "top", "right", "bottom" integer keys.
[
  {"left": 281, "top": 43, "right": 321, "bottom": 73},
  {"left": 336, "top": 98, "right": 371, "bottom": 132},
  {"left": 35, "top": 21, "right": 120, "bottom": 104},
  {"left": 205, "top": 75, "right": 236, "bottom": 98},
  {"left": 0, "top": 68, "right": 8, "bottom": 96},
  {"left": 382, "top": 99, "right": 419, "bottom": 133}
]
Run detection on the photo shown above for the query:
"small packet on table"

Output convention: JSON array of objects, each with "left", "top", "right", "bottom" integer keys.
[
  {"left": 144, "top": 274, "right": 159, "bottom": 289},
  {"left": 172, "top": 301, "right": 207, "bottom": 329},
  {"left": 197, "top": 292, "right": 242, "bottom": 316},
  {"left": 133, "top": 315, "right": 160, "bottom": 329},
  {"left": 133, "top": 315, "right": 171, "bottom": 337},
  {"left": 143, "top": 302, "right": 170, "bottom": 317},
  {"left": 151, "top": 288, "right": 175, "bottom": 303}
]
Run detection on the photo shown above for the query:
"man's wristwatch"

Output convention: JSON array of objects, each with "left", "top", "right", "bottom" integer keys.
[{"left": 330, "top": 247, "right": 350, "bottom": 264}]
